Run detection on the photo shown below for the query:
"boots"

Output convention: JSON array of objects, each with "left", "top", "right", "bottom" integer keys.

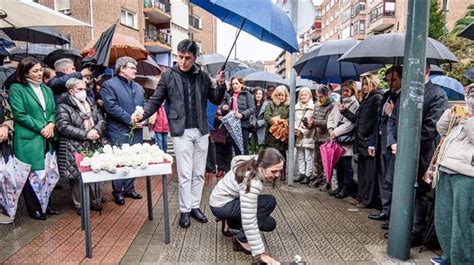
[
  {"left": 300, "top": 175, "right": 311, "bottom": 184},
  {"left": 335, "top": 188, "right": 349, "bottom": 199},
  {"left": 328, "top": 186, "right": 342, "bottom": 196},
  {"left": 294, "top": 173, "right": 305, "bottom": 182}
]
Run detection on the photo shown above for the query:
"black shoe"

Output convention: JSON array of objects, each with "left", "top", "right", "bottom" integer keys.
[
  {"left": 300, "top": 176, "right": 310, "bottom": 184},
  {"left": 114, "top": 196, "right": 125, "bottom": 205},
  {"left": 124, "top": 191, "right": 142, "bottom": 199},
  {"left": 294, "top": 174, "right": 305, "bottom": 182},
  {"left": 220, "top": 219, "right": 233, "bottom": 237},
  {"left": 368, "top": 212, "right": 389, "bottom": 221},
  {"left": 75, "top": 208, "right": 81, "bottom": 216},
  {"left": 46, "top": 206, "right": 60, "bottom": 215},
  {"left": 179, "top": 212, "right": 191, "bottom": 228},
  {"left": 30, "top": 211, "right": 46, "bottom": 220},
  {"left": 381, "top": 222, "right": 389, "bottom": 230},
  {"left": 329, "top": 186, "right": 342, "bottom": 196},
  {"left": 190, "top": 208, "right": 208, "bottom": 223},
  {"left": 232, "top": 237, "right": 251, "bottom": 255},
  {"left": 335, "top": 189, "right": 349, "bottom": 199},
  {"left": 319, "top": 182, "right": 331, "bottom": 192}
]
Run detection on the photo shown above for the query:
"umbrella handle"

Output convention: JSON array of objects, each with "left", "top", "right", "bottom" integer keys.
[{"left": 221, "top": 19, "right": 246, "bottom": 72}]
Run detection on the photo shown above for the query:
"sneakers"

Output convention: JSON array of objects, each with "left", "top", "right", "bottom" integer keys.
[
  {"left": 430, "top": 257, "right": 448, "bottom": 265},
  {"left": 0, "top": 213, "right": 13, "bottom": 224}
]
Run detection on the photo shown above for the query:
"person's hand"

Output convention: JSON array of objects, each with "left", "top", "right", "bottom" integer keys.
[
  {"left": 41, "top": 123, "right": 55, "bottom": 139},
  {"left": 135, "top": 122, "right": 144, "bottom": 129},
  {"left": 270, "top": 115, "right": 281, "bottom": 124},
  {"left": 235, "top": 112, "right": 243, "bottom": 119},
  {"left": 81, "top": 67, "right": 92, "bottom": 77},
  {"left": 338, "top": 104, "right": 345, "bottom": 113},
  {"left": 87, "top": 129, "right": 100, "bottom": 140},
  {"left": 259, "top": 253, "right": 280, "bottom": 265},
  {"left": 368, "top": 147, "right": 375, "bottom": 157},
  {"left": 391, "top": 144, "right": 397, "bottom": 155},
  {"left": 329, "top": 130, "right": 336, "bottom": 139},
  {"left": 131, "top": 113, "right": 143, "bottom": 124},
  {"left": 304, "top": 117, "right": 313, "bottom": 128},
  {"left": 384, "top": 100, "right": 394, "bottom": 116},
  {"left": 222, "top": 104, "right": 229, "bottom": 111},
  {"left": 216, "top": 71, "right": 225, "bottom": 85},
  {"left": 0, "top": 126, "right": 9, "bottom": 142},
  {"left": 96, "top": 99, "right": 103, "bottom": 107}
]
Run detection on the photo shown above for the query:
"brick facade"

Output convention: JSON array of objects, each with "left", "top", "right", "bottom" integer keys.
[{"left": 190, "top": 5, "right": 217, "bottom": 55}]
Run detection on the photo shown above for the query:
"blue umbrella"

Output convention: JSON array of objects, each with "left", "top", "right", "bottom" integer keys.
[
  {"left": 430, "top": 75, "right": 465, "bottom": 100},
  {"left": 190, "top": 0, "right": 298, "bottom": 70}
]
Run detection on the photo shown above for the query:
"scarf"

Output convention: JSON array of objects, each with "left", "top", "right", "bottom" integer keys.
[
  {"left": 71, "top": 96, "right": 94, "bottom": 131},
  {"left": 317, "top": 97, "right": 330, "bottom": 107}
]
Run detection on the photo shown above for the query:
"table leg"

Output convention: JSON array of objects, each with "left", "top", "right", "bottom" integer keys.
[
  {"left": 83, "top": 183, "right": 93, "bottom": 258},
  {"left": 146, "top": 176, "right": 153, "bottom": 220},
  {"left": 162, "top": 174, "right": 170, "bottom": 244},
  {"left": 80, "top": 178, "right": 85, "bottom": 231}
]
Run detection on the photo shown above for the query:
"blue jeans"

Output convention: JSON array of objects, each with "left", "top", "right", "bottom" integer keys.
[{"left": 155, "top": 132, "right": 168, "bottom": 153}]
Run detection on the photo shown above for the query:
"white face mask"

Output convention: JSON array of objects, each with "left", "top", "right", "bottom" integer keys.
[{"left": 74, "top": 90, "right": 87, "bottom": 102}]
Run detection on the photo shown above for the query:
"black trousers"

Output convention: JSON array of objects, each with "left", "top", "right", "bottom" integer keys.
[
  {"left": 210, "top": 194, "right": 277, "bottom": 233},
  {"left": 232, "top": 128, "right": 250, "bottom": 156},
  {"left": 335, "top": 156, "right": 353, "bottom": 191},
  {"left": 378, "top": 151, "right": 396, "bottom": 215},
  {"left": 215, "top": 141, "right": 233, "bottom": 172},
  {"left": 357, "top": 155, "right": 378, "bottom": 207},
  {"left": 23, "top": 178, "right": 42, "bottom": 215},
  {"left": 206, "top": 140, "right": 217, "bottom": 174}
]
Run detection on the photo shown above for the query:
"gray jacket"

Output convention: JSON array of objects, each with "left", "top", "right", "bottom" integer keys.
[{"left": 251, "top": 100, "right": 268, "bottom": 145}]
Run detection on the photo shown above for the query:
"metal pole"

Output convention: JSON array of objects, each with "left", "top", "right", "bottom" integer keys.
[
  {"left": 287, "top": 0, "right": 298, "bottom": 186},
  {"left": 146, "top": 176, "right": 153, "bottom": 220},
  {"left": 442, "top": 0, "right": 448, "bottom": 37},
  {"left": 387, "top": 0, "right": 430, "bottom": 260},
  {"left": 162, "top": 175, "right": 170, "bottom": 244}
]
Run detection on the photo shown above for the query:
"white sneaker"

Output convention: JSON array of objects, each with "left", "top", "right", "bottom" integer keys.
[{"left": 0, "top": 213, "right": 13, "bottom": 224}]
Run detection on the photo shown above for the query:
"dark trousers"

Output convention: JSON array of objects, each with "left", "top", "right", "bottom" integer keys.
[
  {"left": 23, "top": 179, "right": 42, "bottom": 215},
  {"left": 215, "top": 141, "right": 233, "bottom": 172},
  {"left": 206, "top": 140, "right": 217, "bottom": 174},
  {"left": 335, "top": 156, "right": 353, "bottom": 191},
  {"left": 210, "top": 194, "right": 277, "bottom": 234},
  {"left": 378, "top": 151, "right": 395, "bottom": 215},
  {"left": 357, "top": 155, "right": 378, "bottom": 207},
  {"left": 112, "top": 179, "right": 135, "bottom": 198},
  {"left": 232, "top": 128, "right": 250, "bottom": 156}
]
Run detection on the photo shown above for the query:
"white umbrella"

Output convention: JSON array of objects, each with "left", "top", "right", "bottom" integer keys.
[{"left": 0, "top": 0, "right": 90, "bottom": 28}]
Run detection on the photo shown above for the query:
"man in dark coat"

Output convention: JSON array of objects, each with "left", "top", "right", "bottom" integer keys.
[
  {"left": 101, "top": 56, "right": 145, "bottom": 205},
  {"left": 387, "top": 65, "right": 448, "bottom": 245},
  {"left": 133, "top": 40, "right": 226, "bottom": 229},
  {"left": 47, "top": 58, "right": 92, "bottom": 100},
  {"left": 368, "top": 66, "right": 403, "bottom": 223}
]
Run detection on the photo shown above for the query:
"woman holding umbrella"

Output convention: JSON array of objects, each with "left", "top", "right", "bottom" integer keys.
[
  {"left": 9, "top": 57, "right": 58, "bottom": 220},
  {"left": 340, "top": 74, "right": 383, "bottom": 208}
]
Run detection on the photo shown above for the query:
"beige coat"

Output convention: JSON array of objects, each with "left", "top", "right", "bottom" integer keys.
[
  {"left": 437, "top": 108, "right": 474, "bottom": 177},
  {"left": 327, "top": 96, "right": 359, "bottom": 156},
  {"left": 295, "top": 101, "right": 314, "bottom": 149}
]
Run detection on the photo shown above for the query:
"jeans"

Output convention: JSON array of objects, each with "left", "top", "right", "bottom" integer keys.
[{"left": 155, "top": 132, "right": 168, "bottom": 153}]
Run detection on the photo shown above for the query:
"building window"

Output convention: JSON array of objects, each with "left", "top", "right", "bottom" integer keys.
[
  {"left": 121, "top": 8, "right": 137, "bottom": 29},
  {"left": 55, "top": 0, "right": 71, "bottom": 15}
]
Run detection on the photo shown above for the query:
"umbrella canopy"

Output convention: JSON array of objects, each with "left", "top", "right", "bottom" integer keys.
[
  {"left": 339, "top": 33, "right": 459, "bottom": 65},
  {"left": 137, "top": 56, "right": 162, "bottom": 76},
  {"left": 43, "top": 48, "right": 82, "bottom": 71},
  {"left": 295, "top": 39, "right": 382, "bottom": 83},
  {"left": 221, "top": 111, "right": 244, "bottom": 154},
  {"left": 82, "top": 33, "right": 148, "bottom": 66},
  {"left": 0, "top": 0, "right": 90, "bottom": 28},
  {"left": 3, "top": 26, "right": 69, "bottom": 45},
  {"left": 28, "top": 152, "right": 60, "bottom": 213},
  {"left": 430, "top": 75, "right": 465, "bottom": 100},
  {"left": 230, "top": 68, "right": 258, "bottom": 80},
  {"left": 197, "top": 53, "right": 248, "bottom": 78},
  {"left": 0, "top": 156, "right": 31, "bottom": 218},
  {"left": 430, "top": 64, "right": 444, "bottom": 75},
  {"left": 244, "top": 71, "right": 288, "bottom": 88},
  {"left": 82, "top": 23, "right": 116, "bottom": 68},
  {"left": 463, "top": 67, "right": 474, "bottom": 81},
  {"left": 9, "top": 44, "right": 56, "bottom": 62},
  {"left": 0, "top": 30, "right": 15, "bottom": 56},
  {"left": 319, "top": 141, "right": 345, "bottom": 183},
  {"left": 190, "top": 0, "right": 298, "bottom": 53},
  {"left": 135, "top": 75, "right": 159, "bottom": 90},
  {"left": 458, "top": 22, "right": 474, "bottom": 40}
]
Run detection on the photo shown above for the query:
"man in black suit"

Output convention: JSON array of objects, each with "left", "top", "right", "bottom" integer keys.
[
  {"left": 133, "top": 40, "right": 227, "bottom": 228},
  {"left": 387, "top": 65, "right": 448, "bottom": 245},
  {"left": 368, "top": 66, "right": 403, "bottom": 223}
]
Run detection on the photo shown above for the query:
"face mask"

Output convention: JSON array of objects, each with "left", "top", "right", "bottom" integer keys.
[{"left": 74, "top": 90, "right": 87, "bottom": 102}]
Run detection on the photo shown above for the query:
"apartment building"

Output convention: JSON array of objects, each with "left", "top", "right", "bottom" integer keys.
[
  {"left": 274, "top": 50, "right": 292, "bottom": 79},
  {"left": 35, "top": 0, "right": 216, "bottom": 67},
  {"left": 300, "top": 5, "right": 323, "bottom": 52}
]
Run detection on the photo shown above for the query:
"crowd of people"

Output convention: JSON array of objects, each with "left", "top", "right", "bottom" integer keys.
[{"left": 0, "top": 38, "right": 472, "bottom": 265}]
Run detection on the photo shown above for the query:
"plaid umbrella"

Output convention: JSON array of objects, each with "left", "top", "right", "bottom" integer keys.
[
  {"left": 0, "top": 156, "right": 31, "bottom": 218},
  {"left": 221, "top": 111, "right": 244, "bottom": 154},
  {"left": 9, "top": 44, "right": 56, "bottom": 62},
  {"left": 28, "top": 151, "right": 60, "bottom": 213}
]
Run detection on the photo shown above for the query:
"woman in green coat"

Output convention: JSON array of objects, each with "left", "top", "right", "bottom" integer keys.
[{"left": 9, "top": 57, "right": 57, "bottom": 221}]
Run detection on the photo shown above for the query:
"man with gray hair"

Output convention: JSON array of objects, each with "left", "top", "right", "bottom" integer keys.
[
  {"left": 47, "top": 58, "right": 92, "bottom": 99},
  {"left": 101, "top": 56, "right": 145, "bottom": 205}
]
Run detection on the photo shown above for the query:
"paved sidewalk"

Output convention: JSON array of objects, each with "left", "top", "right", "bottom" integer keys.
[{"left": 121, "top": 179, "right": 436, "bottom": 265}]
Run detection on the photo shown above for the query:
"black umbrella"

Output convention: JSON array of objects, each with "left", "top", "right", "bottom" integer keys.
[
  {"left": 339, "top": 33, "right": 459, "bottom": 65},
  {"left": 43, "top": 48, "right": 83, "bottom": 71},
  {"left": 82, "top": 22, "right": 117, "bottom": 68},
  {"left": 137, "top": 56, "right": 162, "bottom": 76},
  {"left": 3, "top": 26, "right": 69, "bottom": 45},
  {"left": 9, "top": 44, "right": 56, "bottom": 62},
  {"left": 458, "top": 22, "right": 474, "bottom": 40},
  {"left": 229, "top": 68, "right": 258, "bottom": 80}
]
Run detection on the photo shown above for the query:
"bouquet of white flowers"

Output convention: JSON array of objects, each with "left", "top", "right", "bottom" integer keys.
[{"left": 80, "top": 143, "right": 173, "bottom": 174}]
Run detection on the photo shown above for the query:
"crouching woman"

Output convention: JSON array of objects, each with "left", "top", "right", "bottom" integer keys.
[{"left": 209, "top": 148, "right": 283, "bottom": 265}]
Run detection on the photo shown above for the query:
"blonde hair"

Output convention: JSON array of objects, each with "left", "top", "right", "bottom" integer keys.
[
  {"left": 361, "top": 74, "right": 380, "bottom": 97},
  {"left": 297, "top": 87, "right": 313, "bottom": 104},
  {"left": 341, "top": 80, "right": 357, "bottom": 96},
  {"left": 271, "top": 85, "right": 289, "bottom": 105}
]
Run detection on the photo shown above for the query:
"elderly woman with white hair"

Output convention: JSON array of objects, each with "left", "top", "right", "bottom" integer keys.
[
  {"left": 56, "top": 78, "right": 106, "bottom": 214},
  {"left": 293, "top": 87, "right": 315, "bottom": 184}
]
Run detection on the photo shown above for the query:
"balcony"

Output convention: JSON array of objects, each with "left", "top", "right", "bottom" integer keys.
[
  {"left": 367, "top": 0, "right": 395, "bottom": 32},
  {"left": 189, "top": 15, "right": 202, "bottom": 32},
  {"left": 144, "top": 30, "right": 172, "bottom": 53},
  {"left": 144, "top": 0, "right": 172, "bottom": 24}
]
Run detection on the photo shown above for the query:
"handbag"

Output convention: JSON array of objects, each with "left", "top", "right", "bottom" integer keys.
[{"left": 335, "top": 101, "right": 356, "bottom": 145}]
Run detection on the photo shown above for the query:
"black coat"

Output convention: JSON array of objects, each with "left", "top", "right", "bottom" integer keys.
[
  {"left": 224, "top": 90, "right": 255, "bottom": 128},
  {"left": 47, "top": 72, "right": 83, "bottom": 97},
  {"left": 343, "top": 89, "right": 384, "bottom": 156},
  {"left": 143, "top": 65, "right": 226, "bottom": 137},
  {"left": 376, "top": 90, "right": 400, "bottom": 154},
  {"left": 56, "top": 94, "right": 106, "bottom": 179},
  {"left": 387, "top": 81, "right": 448, "bottom": 180}
]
